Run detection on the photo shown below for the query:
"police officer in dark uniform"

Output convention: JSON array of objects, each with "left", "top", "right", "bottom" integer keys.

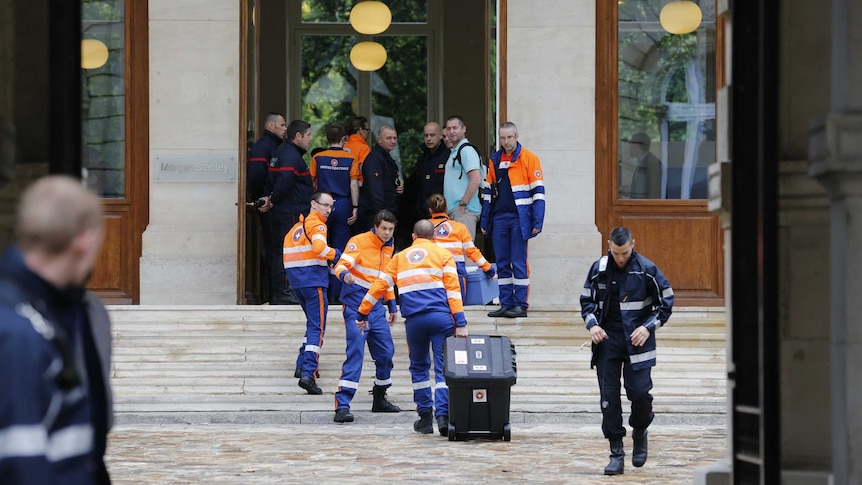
[
  {"left": 356, "top": 125, "right": 400, "bottom": 233},
  {"left": 259, "top": 120, "right": 314, "bottom": 305},
  {"left": 580, "top": 226, "right": 674, "bottom": 476},
  {"left": 247, "top": 112, "right": 285, "bottom": 303}
]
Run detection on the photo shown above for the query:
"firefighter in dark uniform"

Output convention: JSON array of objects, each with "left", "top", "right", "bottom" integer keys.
[
  {"left": 580, "top": 226, "right": 674, "bottom": 476},
  {"left": 247, "top": 112, "right": 286, "bottom": 303},
  {"left": 259, "top": 120, "right": 314, "bottom": 305}
]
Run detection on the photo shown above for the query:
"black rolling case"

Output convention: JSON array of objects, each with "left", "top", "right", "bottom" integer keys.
[{"left": 443, "top": 335, "right": 517, "bottom": 441}]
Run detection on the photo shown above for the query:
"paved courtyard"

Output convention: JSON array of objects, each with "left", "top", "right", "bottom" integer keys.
[{"left": 106, "top": 422, "right": 725, "bottom": 484}]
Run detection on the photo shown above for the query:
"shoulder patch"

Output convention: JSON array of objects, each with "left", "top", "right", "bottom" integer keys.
[
  {"left": 534, "top": 170, "right": 542, "bottom": 178},
  {"left": 347, "top": 243, "right": 357, "bottom": 251},
  {"left": 317, "top": 225, "right": 326, "bottom": 233}
]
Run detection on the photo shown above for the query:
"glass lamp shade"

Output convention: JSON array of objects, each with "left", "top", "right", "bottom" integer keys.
[
  {"left": 659, "top": 1, "right": 703, "bottom": 35},
  {"left": 81, "top": 38, "right": 109, "bottom": 69},
  {"left": 350, "top": 41, "right": 387, "bottom": 71},
  {"left": 349, "top": 1, "right": 392, "bottom": 35}
]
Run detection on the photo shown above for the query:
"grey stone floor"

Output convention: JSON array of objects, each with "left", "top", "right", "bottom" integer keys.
[{"left": 105, "top": 422, "right": 726, "bottom": 484}]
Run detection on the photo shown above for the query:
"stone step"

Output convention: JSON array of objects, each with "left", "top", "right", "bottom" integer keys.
[{"left": 106, "top": 305, "right": 728, "bottom": 423}]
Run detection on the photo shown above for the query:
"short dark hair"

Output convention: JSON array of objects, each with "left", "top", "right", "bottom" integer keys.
[
  {"left": 264, "top": 112, "right": 284, "bottom": 127},
  {"left": 445, "top": 115, "right": 466, "bottom": 127},
  {"left": 287, "top": 120, "right": 311, "bottom": 141},
  {"left": 609, "top": 226, "right": 633, "bottom": 246},
  {"left": 347, "top": 116, "right": 369, "bottom": 135},
  {"left": 374, "top": 210, "right": 397, "bottom": 227},
  {"left": 311, "top": 191, "right": 332, "bottom": 203},
  {"left": 325, "top": 124, "right": 346, "bottom": 144}
]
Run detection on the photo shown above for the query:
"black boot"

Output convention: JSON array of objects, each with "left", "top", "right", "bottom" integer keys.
[
  {"left": 371, "top": 385, "right": 401, "bottom": 413},
  {"left": 413, "top": 410, "right": 433, "bottom": 434},
  {"left": 604, "top": 438, "right": 625, "bottom": 475},
  {"left": 632, "top": 429, "right": 648, "bottom": 467},
  {"left": 436, "top": 415, "right": 449, "bottom": 436}
]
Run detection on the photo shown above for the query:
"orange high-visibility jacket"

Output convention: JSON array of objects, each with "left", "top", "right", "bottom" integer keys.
[
  {"left": 358, "top": 238, "right": 467, "bottom": 327},
  {"left": 429, "top": 213, "right": 491, "bottom": 270},
  {"left": 283, "top": 211, "right": 340, "bottom": 289},
  {"left": 334, "top": 230, "right": 396, "bottom": 306}
]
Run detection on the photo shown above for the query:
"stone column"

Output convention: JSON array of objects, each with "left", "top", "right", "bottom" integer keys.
[
  {"left": 809, "top": 113, "right": 862, "bottom": 485},
  {"left": 807, "top": 0, "right": 862, "bottom": 481},
  {"left": 505, "top": 0, "right": 603, "bottom": 308},
  {"left": 141, "top": 1, "right": 241, "bottom": 304}
]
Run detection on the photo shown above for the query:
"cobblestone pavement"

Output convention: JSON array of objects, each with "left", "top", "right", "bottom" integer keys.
[{"left": 106, "top": 423, "right": 725, "bottom": 484}]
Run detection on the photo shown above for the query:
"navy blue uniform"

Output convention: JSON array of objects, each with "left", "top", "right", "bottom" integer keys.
[
  {"left": 415, "top": 143, "right": 448, "bottom": 215},
  {"left": 247, "top": 130, "right": 282, "bottom": 301},
  {"left": 247, "top": 130, "right": 282, "bottom": 200},
  {"left": 357, "top": 145, "right": 399, "bottom": 233},
  {"left": 267, "top": 141, "right": 313, "bottom": 300},
  {"left": 0, "top": 247, "right": 113, "bottom": 484},
  {"left": 580, "top": 251, "right": 673, "bottom": 439}
]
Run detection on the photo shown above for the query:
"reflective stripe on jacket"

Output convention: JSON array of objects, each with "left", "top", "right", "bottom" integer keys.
[
  {"left": 283, "top": 211, "right": 341, "bottom": 289},
  {"left": 335, "top": 229, "right": 396, "bottom": 309},
  {"left": 579, "top": 251, "right": 674, "bottom": 370},
  {"left": 429, "top": 214, "right": 491, "bottom": 269},
  {"left": 480, "top": 142, "right": 546, "bottom": 240},
  {"left": 358, "top": 238, "right": 467, "bottom": 327}
]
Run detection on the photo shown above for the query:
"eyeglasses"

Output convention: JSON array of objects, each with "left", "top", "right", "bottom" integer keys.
[
  {"left": 360, "top": 127, "right": 370, "bottom": 132},
  {"left": 313, "top": 200, "right": 334, "bottom": 209}
]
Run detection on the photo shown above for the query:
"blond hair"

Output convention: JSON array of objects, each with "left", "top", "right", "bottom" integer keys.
[{"left": 15, "top": 176, "right": 103, "bottom": 254}]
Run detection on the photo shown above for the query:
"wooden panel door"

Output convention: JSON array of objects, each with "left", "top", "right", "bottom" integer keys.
[
  {"left": 596, "top": 0, "right": 724, "bottom": 306},
  {"left": 86, "top": 1, "right": 149, "bottom": 304}
]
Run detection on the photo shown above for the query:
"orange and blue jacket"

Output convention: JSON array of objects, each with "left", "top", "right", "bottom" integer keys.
[
  {"left": 358, "top": 238, "right": 467, "bottom": 327},
  {"left": 309, "top": 147, "right": 360, "bottom": 198},
  {"left": 344, "top": 134, "right": 370, "bottom": 184},
  {"left": 334, "top": 229, "right": 396, "bottom": 312},
  {"left": 480, "top": 142, "right": 546, "bottom": 240},
  {"left": 429, "top": 213, "right": 492, "bottom": 271},
  {"left": 282, "top": 211, "right": 341, "bottom": 289}
]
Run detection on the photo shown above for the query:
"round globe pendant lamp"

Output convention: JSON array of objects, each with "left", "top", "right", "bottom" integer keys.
[
  {"left": 81, "top": 38, "right": 109, "bottom": 69},
  {"left": 349, "top": 1, "right": 392, "bottom": 35},
  {"left": 350, "top": 41, "right": 387, "bottom": 71},
  {"left": 659, "top": 1, "right": 703, "bottom": 35}
]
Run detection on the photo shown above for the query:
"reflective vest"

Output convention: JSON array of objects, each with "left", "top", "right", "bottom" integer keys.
[
  {"left": 429, "top": 213, "right": 491, "bottom": 270},
  {"left": 283, "top": 211, "right": 340, "bottom": 289},
  {"left": 358, "top": 238, "right": 467, "bottom": 327}
]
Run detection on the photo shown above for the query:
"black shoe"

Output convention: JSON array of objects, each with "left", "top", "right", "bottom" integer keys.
[
  {"left": 487, "top": 306, "right": 510, "bottom": 318},
  {"left": 413, "top": 410, "right": 433, "bottom": 434},
  {"left": 604, "top": 438, "right": 625, "bottom": 475},
  {"left": 371, "top": 385, "right": 401, "bottom": 413},
  {"left": 502, "top": 306, "right": 527, "bottom": 318},
  {"left": 334, "top": 408, "right": 354, "bottom": 423},
  {"left": 632, "top": 429, "right": 648, "bottom": 467},
  {"left": 294, "top": 369, "right": 319, "bottom": 379},
  {"left": 298, "top": 376, "right": 323, "bottom": 395},
  {"left": 436, "top": 415, "right": 449, "bottom": 436}
]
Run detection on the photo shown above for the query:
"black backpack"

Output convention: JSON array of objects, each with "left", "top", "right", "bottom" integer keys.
[{"left": 452, "top": 142, "right": 489, "bottom": 181}]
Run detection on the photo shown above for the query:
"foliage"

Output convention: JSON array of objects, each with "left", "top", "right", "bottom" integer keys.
[{"left": 81, "top": 0, "right": 125, "bottom": 198}]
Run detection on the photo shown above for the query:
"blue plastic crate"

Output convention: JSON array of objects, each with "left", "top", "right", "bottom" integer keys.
[{"left": 464, "top": 263, "right": 499, "bottom": 305}]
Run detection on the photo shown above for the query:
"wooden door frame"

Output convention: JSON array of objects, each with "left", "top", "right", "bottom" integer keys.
[
  {"left": 595, "top": 1, "right": 724, "bottom": 306},
  {"left": 89, "top": 0, "right": 149, "bottom": 304}
]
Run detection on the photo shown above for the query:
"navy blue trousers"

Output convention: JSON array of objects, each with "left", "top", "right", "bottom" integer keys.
[
  {"left": 593, "top": 325, "right": 654, "bottom": 439},
  {"left": 294, "top": 286, "right": 328, "bottom": 378},
  {"left": 405, "top": 311, "right": 454, "bottom": 417},
  {"left": 334, "top": 303, "right": 395, "bottom": 410}
]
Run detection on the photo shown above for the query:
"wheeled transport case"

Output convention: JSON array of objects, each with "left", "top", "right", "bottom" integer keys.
[{"left": 444, "top": 335, "right": 517, "bottom": 441}]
